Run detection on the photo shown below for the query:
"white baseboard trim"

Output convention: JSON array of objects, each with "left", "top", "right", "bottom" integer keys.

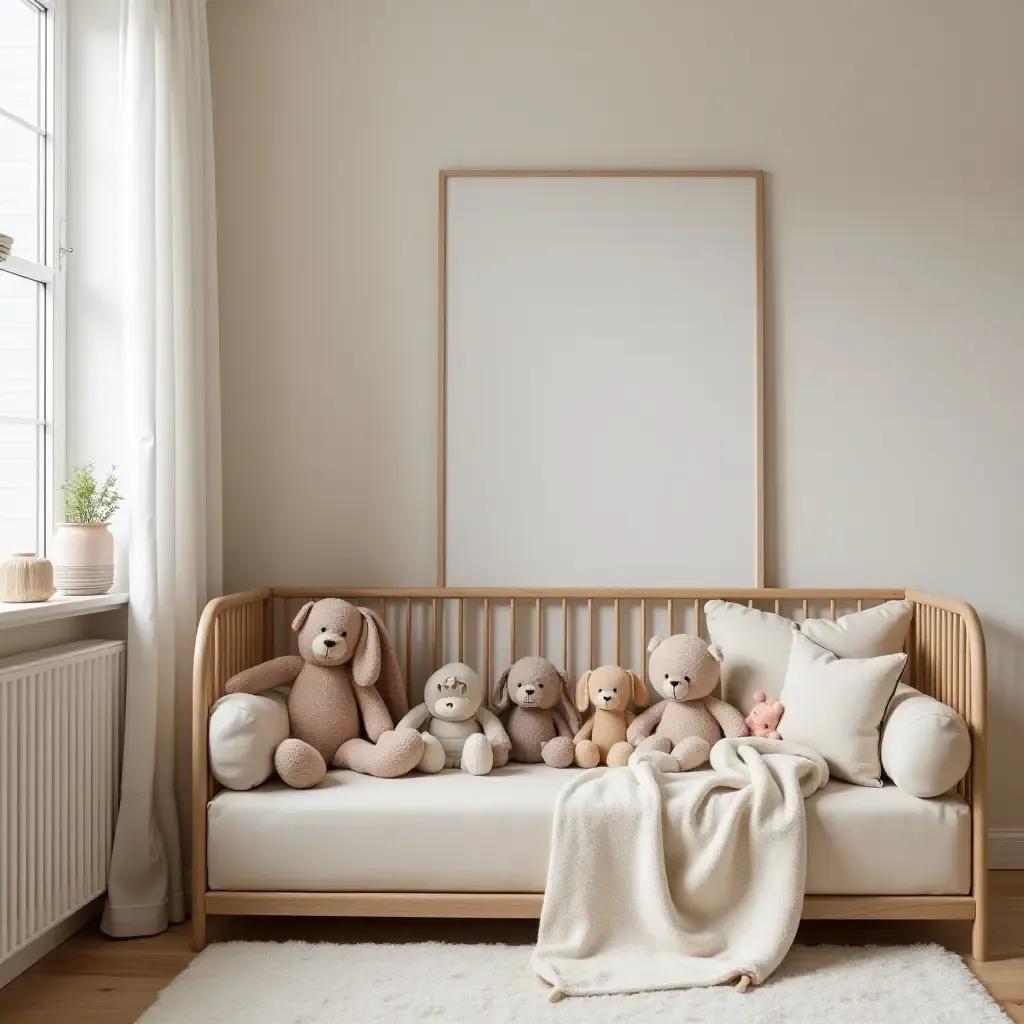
[
  {"left": 0, "top": 895, "right": 104, "bottom": 989},
  {"left": 989, "top": 829, "right": 1024, "bottom": 869}
]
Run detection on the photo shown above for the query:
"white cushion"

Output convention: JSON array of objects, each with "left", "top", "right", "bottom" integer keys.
[
  {"left": 209, "top": 690, "right": 290, "bottom": 791},
  {"left": 207, "top": 764, "right": 969, "bottom": 895},
  {"left": 778, "top": 633, "right": 905, "bottom": 787},
  {"left": 704, "top": 598, "right": 913, "bottom": 712},
  {"left": 881, "top": 683, "right": 972, "bottom": 798}
]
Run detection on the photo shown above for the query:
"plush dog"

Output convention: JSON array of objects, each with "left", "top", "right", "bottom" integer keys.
[
  {"left": 627, "top": 633, "right": 748, "bottom": 771},
  {"left": 573, "top": 665, "right": 647, "bottom": 768},
  {"left": 746, "top": 691, "right": 784, "bottom": 739},
  {"left": 224, "top": 598, "right": 424, "bottom": 788},
  {"left": 397, "top": 662, "right": 512, "bottom": 775},
  {"left": 492, "top": 657, "right": 579, "bottom": 768}
]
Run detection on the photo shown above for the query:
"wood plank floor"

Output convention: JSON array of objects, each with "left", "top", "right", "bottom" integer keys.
[{"left": 2, "top": 871, "right": 1022, "bottom": 1022}]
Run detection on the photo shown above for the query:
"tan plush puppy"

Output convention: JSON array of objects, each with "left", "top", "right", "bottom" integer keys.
[
  {"left": 627, "top": 633, "right": 749, "bottom": 771},
  {"left": 572, "top": 665, "right": 647, "bottom": 768},
  {"left": 492, "top": 657, "right": 579, "bottom": 768},
  {"left": 224, "top": 598, "right": 424, "bottom": 788}
]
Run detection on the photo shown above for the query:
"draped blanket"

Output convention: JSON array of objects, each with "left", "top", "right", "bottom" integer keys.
[{"left": 532, "top": 738, "right": 829, "bottom": 998}]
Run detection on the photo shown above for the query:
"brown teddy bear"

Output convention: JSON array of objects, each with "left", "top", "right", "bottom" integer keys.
[
  {"left": 627, "top": 633, "right": 749, "bottom": 771},
  {"left": 492, "top": 657, "right": 579, "bottom": 768},
  {"left": 573, "top": 665, "right": 647, "bottom": 768},
  {"left": 224, "top": 598, "right": 425, "bottom": 788}
]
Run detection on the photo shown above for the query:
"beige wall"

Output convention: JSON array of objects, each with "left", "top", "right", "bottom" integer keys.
[{"left": 208, "top": 1, "right": 1024, "bottom": 838}]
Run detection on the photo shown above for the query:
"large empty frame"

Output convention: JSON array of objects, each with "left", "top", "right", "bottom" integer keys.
[{"left": 439, "top": 170, "right": 764, "bottom": 587}]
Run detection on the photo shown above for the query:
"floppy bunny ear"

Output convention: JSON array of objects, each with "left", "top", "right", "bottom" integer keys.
[
  {"left": 575, "top": 670, "right": 592, "bottom": 714},
  {"left": 646, "top": 636, "right": 663, "bottom": 655},
  {"left": 352, "top": 607, "right": 382, "bottom": 687},
  {"left": 492, "top": 665, "right": 513, "bottom": 713},
  {"left": 556, "top": 667, "right": 580, "bottom": 733},
  {"left": 630, "top": 670, "right": 648, "bottom": 709},
  {"left": 708, "top": 643, "right": 725, "bottom": 664},
  {"left": 291, "top": 601, "right": 315, "bottom": 632}
]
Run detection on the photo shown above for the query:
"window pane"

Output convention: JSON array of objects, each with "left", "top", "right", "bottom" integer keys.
[
  {"left": 0, "top": 421, "right": 38, "bottom": 557},
  {"left": 0, "top": 116, "right": 40, "bottom": 263},
  {"left": 0, "top": 269, "right": 39, "bottom": 417},
  {"left": 0, "top": 0, "right": 42, "bottom": 127}
]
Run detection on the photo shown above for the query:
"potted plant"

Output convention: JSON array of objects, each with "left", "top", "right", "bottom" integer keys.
[{"left": 52, "top": 465, "right": 123, "bottom": 596}]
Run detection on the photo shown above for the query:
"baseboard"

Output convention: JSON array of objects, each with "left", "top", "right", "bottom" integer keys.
[
  {"left": 0, "top": 896, "right": 104, "bottom": 989},
  {"left": 989, "top": 829, "right": 1024, "bottom": 869}
]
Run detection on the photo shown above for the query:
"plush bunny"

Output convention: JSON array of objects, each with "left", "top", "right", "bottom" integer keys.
[
  {"left": 224, "top": 598, "right": 424, "bottom": 788},
  {"left": 573, "top": 665, "right": 647, "bottom": 768},
  {"left": 397, "top": 662, "right": 512, "bottom": 775},
  {"left": 627, "top": 633, "right": 749, "bottom": 771},
  {"left": 492, "top": 657, "right": 579, "bottom": 768},
  {"left": 746, "top": 691, "right": 784, "bottom": 739}
]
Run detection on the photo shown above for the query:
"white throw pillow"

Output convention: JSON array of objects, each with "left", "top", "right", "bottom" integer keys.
[
  {"left": 704, "top": 599, "right": 913, "bottom": 712},
  {"left": 778, "top": 633, "right": 906, "bottom": 787},
  {"left": 209, "top": 689, "right": 290, "bottom": 791},
  {"left": 881, "top": 683, "right": 972, "bottom": 798}
]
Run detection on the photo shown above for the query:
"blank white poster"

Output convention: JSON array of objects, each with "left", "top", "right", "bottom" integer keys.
[{"left": 444, "top": 174, "right": 761, "bottom": 587}]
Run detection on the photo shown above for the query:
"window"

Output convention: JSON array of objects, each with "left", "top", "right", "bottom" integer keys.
[{"left": 0, "top": 0, "right": 63, "bottom": 559}]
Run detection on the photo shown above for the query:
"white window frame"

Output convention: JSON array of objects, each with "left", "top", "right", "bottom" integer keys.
[{"left": 0, "top": 0, "right": 67, "bottom": 557}]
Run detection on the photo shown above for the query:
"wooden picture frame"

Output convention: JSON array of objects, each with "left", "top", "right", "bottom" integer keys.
[{"left": 436, "top": 169, "right": 765, "bottom": 587}]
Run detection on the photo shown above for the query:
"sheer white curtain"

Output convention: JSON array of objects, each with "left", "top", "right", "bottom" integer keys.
[{"left": 101, "top": 0, "right": 222, "bottom": 938}]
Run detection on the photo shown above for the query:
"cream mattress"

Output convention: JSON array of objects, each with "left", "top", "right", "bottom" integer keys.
[{"left": 207, "top": 763, "right": 970, "bottom": 895}]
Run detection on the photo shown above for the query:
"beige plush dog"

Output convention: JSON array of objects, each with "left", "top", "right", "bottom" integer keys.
[
  {"left": 224, "top": 598, "right": 424, "bottom": 787},
  {"left": 627, "top": 633, "right": 749, "bottom": 771},
  {"left": 492, "top": 657, "right": 579, "bottom": 768},
  {"left": 573, "top": 665, "right": 647, "bottom": 768}
]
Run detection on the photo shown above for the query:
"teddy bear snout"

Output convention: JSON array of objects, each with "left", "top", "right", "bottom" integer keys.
[{"left": 311, "top": 632, "right": 347, "bottom": 660}]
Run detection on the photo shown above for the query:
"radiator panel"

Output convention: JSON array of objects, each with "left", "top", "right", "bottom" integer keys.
[{"left": 0, "top": 641, "right": 125, "bottom": 968}]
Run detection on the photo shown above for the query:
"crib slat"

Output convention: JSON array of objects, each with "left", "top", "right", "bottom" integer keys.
[
  {"left": 510, "top": 598, "right": 516, "bottom": 663},
  {"left": 561, "top": 599, "right": 568, "bottom": 674},
  {"left": 587, "top": 599, "right": 594, "bottom": 670},
  {"left": 483, "top": 598, "right": 491, "bottom": 694},
  {"left": 536, "top": 599, "right": 542, "bottom": 656},
  {"left": 614, "top": 599, "right": 620, "bottom": 666},
  {"left": 640, "top": 600, "right": 647, "bottom": 683},
  {"left": 458, "top": 598, "right": 464, "bottom": 663},
  {"left": 405, "top": 599, "right": 412, "bottom": 690}
]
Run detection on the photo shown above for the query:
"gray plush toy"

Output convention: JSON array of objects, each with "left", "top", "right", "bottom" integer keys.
[
  {"left": 492, "top": 657, "right": 580, "bottom": 768},
  {"left": 397, "top": 662, "right": 512, "bottom": 775}
]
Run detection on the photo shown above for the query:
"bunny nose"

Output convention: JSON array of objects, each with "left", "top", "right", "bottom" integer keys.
[{"left": 322, "top": 639, "right": 336, "bottom": 649}]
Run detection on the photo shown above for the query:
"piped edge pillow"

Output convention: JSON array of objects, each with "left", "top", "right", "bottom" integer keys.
[
  {"left": 778, "top": 632, "right": 906, "bottom": 787},
  {"left": 705, "top": 598, "right": 913, "bottom": 713},
  {"left": 880, "top": 682, "right": 972, "bottom": 798},
  {"left": 209, "top": 688, "right": 290, "bottom": 791}
]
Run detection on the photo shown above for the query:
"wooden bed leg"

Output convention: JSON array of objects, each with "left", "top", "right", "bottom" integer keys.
[
  {"left": 972, "top": 912, "right": 987, "bottom": 962},
  {"left": 192, "top": 902, "right": 207, "bottom": 952}
]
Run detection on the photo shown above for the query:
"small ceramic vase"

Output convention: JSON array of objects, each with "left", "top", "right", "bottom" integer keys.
[
  {"left": 0, "top": 553, "right": 55, "bottom": 603},
  {"left": 51, "top": 523, "right": 115, "bottom": 596}
]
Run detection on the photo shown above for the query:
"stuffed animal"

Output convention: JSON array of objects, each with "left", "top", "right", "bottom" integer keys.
[
  {"left": 573, "top": 665, "right": 647, "bottom": 768},
  {"left": 745, "top": 691, "right": 784, "bottom": 739},
  {"left": 627, "top": 634, "right": 749, "bottom": 771},
  {"left": 397, "top": 662, "right": 512, "bottom": 775},
  {"left": 492, "top": 657, "right": 580, "bottom": 768},
  {"left": 224, "top": 598, "right": 425, "bottom": 788}
]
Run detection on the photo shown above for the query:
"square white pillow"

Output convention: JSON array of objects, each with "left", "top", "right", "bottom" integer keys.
[
  {"left": 778, "top": 632, "right": 906, "bottom": 787},
  {"left": 704, "top": 598, "right": 913, "bottom": 712}
]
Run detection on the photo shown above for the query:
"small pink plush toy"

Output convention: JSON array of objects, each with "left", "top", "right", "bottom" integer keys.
[{"left": 745, "top": 692, "right": 784, "bottom": 739}]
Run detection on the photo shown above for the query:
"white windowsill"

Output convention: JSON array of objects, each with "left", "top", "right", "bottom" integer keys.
[{"left": 0, "top": 593, "right": 129, "bottom": 630}]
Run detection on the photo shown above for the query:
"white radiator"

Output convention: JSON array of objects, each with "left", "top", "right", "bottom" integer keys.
[{"left": 0, "top": 640, "right": 126, "bottom": 975}]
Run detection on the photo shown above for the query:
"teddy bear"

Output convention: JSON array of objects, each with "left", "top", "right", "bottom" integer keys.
[
  {"left": 745, "top": 691, "right": 784, "bottom": 739},
  {"left": 626, "top": 633, "right": 749, "bottom": 771},
  {"left": 492, "top": 657, "right": 580, "bottom": 768},
  {"left": 397, "top": 662, "right": 512, "bottom": 775},
  {"left": 573, "top": 665, "right": 647, "bottom": 768},
  {"left": 224, "top": 598, "right": 426, "bottom": 788}
]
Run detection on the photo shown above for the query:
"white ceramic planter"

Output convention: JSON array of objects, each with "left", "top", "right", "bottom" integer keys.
[
  {"left": 0, "top": 553, "right": 55, "bottom": 603},
  {"left": 52, "top": 523, "right": 115, "bottom": 596}
]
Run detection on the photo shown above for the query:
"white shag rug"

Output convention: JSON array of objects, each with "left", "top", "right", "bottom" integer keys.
[{"left": 140, "top": 941, "right": 1008, "bottom": 1024}]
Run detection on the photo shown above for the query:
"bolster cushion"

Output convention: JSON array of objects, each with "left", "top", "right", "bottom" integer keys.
[
  {"left": 880, "top": 683, "right": 971, "bottom": 798},
  {"left": 209, "top": 689, "right": 290, "bottom": 791}
]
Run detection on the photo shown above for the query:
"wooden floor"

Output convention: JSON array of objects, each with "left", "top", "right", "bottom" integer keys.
[{"left": 2, "top": 872, "right": 1023, "bottom": 1022}]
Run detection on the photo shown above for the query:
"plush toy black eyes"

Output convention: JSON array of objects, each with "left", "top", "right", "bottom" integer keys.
[
  {"left": 664, "top": 673, "right": 669, "bottom": 680},
  {"left": 612, "top": 687, "right": 618, "bottom": 693},
  {"left": 537, "top": 682, "right": 544, "bottom": 689},
  {"left": 320, "top": 627, "right": 327, "bottom": 633},
  {"left": 684, "top": 675, "right": 691, "bottom": 683},
  {"left": 517, "top": 682, "right": 523, "bottom": 688},
  {"left": 341, "top": 631, "right": 347, "bottom": 638}
]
